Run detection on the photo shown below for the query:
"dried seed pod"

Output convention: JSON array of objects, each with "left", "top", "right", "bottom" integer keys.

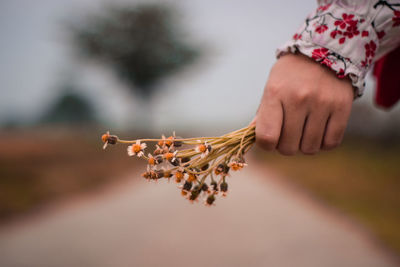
[
  {"left": 220, "top": 181, "right": 228, "bottom": 192},
  {"left": 142, "top": 171, "right": 151, "bottom": 179},
  {"left": 101, "top": 131, "right": 119, "bottom": 149},
  {"left": 150, "top": 171, "right": 157, "bottom": 180},
  {"left": 181, "top": 157, "right": 190, "bottom": 167},
  {"left": 201, "top": 163, "right": 209, "bottom": 171},
  {"left": 222, "top": 164, "right": 230, "bottom": 174},
  {"left": 181, "top": 157, "right": 190, "bottom": 163},
  {"left": 215, "top": 163, "right": 229, "bottom": 175},
  {"left": 155, "top": 170, "right": 164, "bottom": 179},
  {"left": 189, "top": 187, "right": 201, "bottom": 201},
  {"left": 173, "top": 138, "right": 183, "bottom": 147},
  {"left": 201, "top": 183, "right": 209, "bottom": 192},
  {"left": 108, "top": 136, "right": 118, "bottom": 145},
  {"left": 210, "top": 181, "right": 218, "bottom": 191},
  {"left": 154, "top": 155, "right": 163, "bottom": 164},
  {"left": 164, "top": 170, "right": 172, "bottom": 178},
  {"left": 169, "top": 157, "right": 180, "bottom": 166},
  {"left": 183, "top": 181, "right": 193, "bottom": 191},
  {"left": 192, "top": 185, "right": 200, "bottom": 192},
  {"left": 206, "top": 194, "right": 216, "bottom": 205}
]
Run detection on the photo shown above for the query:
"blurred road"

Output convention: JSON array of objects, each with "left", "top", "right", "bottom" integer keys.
[{"left": 0, "top": 163, "right": 398, "bottom": 267}]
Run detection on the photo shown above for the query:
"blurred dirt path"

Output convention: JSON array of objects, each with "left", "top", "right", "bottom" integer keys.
[{"left": 0, "top": 163, "right": 398, "bottom": 267}]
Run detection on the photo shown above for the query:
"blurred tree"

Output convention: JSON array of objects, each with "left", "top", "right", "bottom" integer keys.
[
  {"left": 69, "top": 4, "right": 200, "bottom": 100},
  {"left": 41, "top": 86, "right": 97, "bottom": 125}
]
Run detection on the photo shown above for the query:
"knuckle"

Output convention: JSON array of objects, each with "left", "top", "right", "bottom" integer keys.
[
  {"left": 256, "top": 133, "right": 279, "bottom": 150},
  {"left": 292, "top": 89, "right": 313, "bottom": 105},
  {"left": 266, "top": 84, "right": 281, "bottom": 97}
]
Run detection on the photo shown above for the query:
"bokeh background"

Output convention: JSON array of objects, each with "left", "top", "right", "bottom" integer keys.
[{"left": 1, "top": 0, "right": 399, "bottom": 266}]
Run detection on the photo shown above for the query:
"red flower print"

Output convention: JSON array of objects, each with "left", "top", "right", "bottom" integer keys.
[
  {"left": 377, "top": 30, "right": 385, "bottom": 39},
  {"left": 321, "top": 57, "right": 333, "bottom": 67},
  {"left": 311, "top": 48, "right": 329, "bottom": 61},
  {"left": 334, "top": 13, "right": 357, "bottom": 29},
  {"left": 343, "top": 25, "right": 360, "bottom": 38},
  {"left": 339, "top": 37, "right": 346, "bottom": 44},
  {"left": 317, "top": 4, "right": 331, "bottom": 12},
  {"left": 342, "top": 13, "right": 357, "bottom": 26},
  {"left": 365, "top": 40, "right": 376, "bottom": 58},
  {"left": 293, "top": 33, "right": 302, "bottom": 40},
  {"left": 393, "top": 10, "right": 400, "bottom": 27},
  {"left": 361, "top": 31, "right": 369, "bottom": 37},
  {"left": 315, "top": 24, "right": 328, "bottom": 34},
  {"left": 312, "top": 48, "right": 333, "bottom": 68},
  {"left": 337, "top": 68, "right": 346, "bottom": 78},
  {"left": 361, "top": 59, "right": 369, "bottom": 67},
  {"left": 334, "top": 13, "right": 358, "bottom": 29},
  {"left": 334, "top": 19, "right": 347, "bottom": 29}
]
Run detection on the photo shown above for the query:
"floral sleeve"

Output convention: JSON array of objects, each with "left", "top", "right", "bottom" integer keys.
[{"left": 277, "top": 0, "right": 400, "bottom": 97}]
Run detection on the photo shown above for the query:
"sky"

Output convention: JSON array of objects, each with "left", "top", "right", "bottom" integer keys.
[{"left": 0, "top": 0, "right": 398, "bottom": 135}]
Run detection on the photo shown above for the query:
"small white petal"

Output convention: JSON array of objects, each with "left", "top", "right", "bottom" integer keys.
[{"left": 127, "top": 146, "right": 135, "bottom": 156}]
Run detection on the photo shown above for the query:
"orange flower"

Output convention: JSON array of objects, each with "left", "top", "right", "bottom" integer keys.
[
  {"left": 127, "top": 140, "right": 147, "bottom": 157},
  {"left": 148, "top": 154, "right": 156, "bottom": 165},
  {"left": 195, "top": 141, "right": 212, "bottom": 158},
  {"left": 101, "top": 131, "right": 118, "bottom": 149},
  {"left": 228, "top": 158, "right": 247, "bottom": 171},
  {"left": 163, "top": 150, "right": 178, "bottom": 164},
  {"left": 174, "top": 168, "right": 185, "bottom": 183},
  {"left": 187, "top": 173, "right": 197, "bottom": 183},
  {"left": 158, "top": 134, "right": 174, "bottom": 147}
]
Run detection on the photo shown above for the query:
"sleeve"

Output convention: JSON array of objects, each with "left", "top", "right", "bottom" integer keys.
[{"left": 276, "top": 0, "right": 400, "bottom": 98}]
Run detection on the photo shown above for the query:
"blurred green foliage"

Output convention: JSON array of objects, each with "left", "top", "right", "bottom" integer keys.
[{"left": 41, "top": 90, "right": 96, "bottom": 125}]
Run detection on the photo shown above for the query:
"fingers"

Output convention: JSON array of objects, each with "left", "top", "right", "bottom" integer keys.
[
  {"left": 276, "top": 103, "right": 307, "bottom": 155},
  {"left": 322, "top": 104, "right": 352, "bottom": 150},
  {"left": 255, "top": 97, "right": 283, "bottom": 151},
  {"left": 255, "top": 53, "right": 354, "bottom": 155},
  {"left": 300, "top": 110, "right": 330, "bottom": 155}
]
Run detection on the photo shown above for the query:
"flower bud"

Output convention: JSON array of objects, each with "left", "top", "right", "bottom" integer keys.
[
  {"left": 183, "top": 181, "right": 193, "bottom": 191},
  {"left": 206, "top": 194, "right": 215, "bottom": 205},
  {"left": 201, "top": 183, "right": 209, "bottom": 192},
  {"left": 220, "top": 181, "right": 228, "bottom": 192}
]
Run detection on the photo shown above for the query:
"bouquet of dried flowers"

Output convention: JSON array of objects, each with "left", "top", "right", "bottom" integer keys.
[{"left": 101, "top": 125, "right": 255, "bottom": 206}]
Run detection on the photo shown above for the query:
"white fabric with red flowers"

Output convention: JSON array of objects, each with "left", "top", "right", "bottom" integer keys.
[{"left": 277, "top": 0, "right": 400, "bottom": 97}]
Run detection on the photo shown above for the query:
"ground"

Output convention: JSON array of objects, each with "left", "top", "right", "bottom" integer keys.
[{"left": 0, "top": 162, "right": 398, "bottom": 267}]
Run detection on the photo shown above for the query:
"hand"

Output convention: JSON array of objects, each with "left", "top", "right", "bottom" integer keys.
[{"left": 255, "top": 53, "right": 354, "bottom": 155}]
